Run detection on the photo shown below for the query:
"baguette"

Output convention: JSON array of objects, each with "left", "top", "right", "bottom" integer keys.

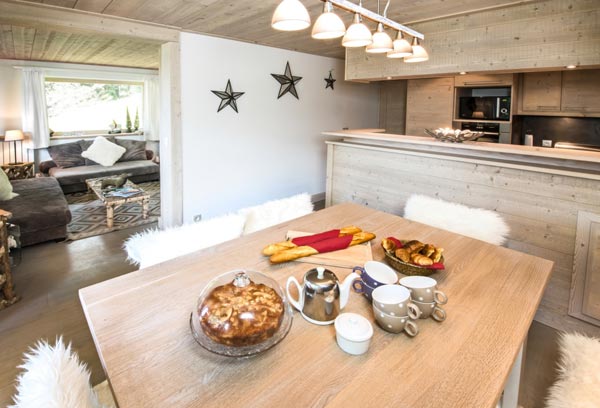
[
  {"left": 269, "top": 232, "right": 375, "bottom": 264},
  {"left": 262, "top": 225, "right": 362, "bottom": 256}
]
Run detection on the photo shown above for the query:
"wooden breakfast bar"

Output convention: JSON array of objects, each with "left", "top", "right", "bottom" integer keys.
[
  {"left": 324, "top": 129, "right": 600, "bottom": 338},
  {"left": 80, "top": 204, "right": 553, "bottom": 408}
]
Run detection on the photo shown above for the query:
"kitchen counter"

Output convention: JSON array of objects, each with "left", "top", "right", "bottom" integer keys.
[
  {"left": 323, "top": 129, "right": 600, "bottom": 177},
  {"left": 324, "top": 128, "right": 600, "bottom": 338}
]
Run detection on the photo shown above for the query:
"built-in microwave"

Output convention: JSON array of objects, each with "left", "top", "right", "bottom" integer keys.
[{"left": 458, "top": 96, "right": 511, "bottom": 121}]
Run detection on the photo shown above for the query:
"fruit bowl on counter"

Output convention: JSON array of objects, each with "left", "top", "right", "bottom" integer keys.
[{"left": 425, "top": 128, "right": 485, "bottom": 143}]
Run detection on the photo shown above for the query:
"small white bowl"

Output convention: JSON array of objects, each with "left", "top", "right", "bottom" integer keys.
[{"left": 334, "top": 313, "right": 373, "bottom": 355}]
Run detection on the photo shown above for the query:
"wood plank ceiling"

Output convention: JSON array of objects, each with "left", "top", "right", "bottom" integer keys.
[
  {"left": 1, "top": 0, "right": 533, "bottom": 68},
  {"left": 0, "top": 23, "right": 161, "bottom": 68}
]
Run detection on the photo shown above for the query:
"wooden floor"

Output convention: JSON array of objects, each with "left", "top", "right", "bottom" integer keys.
[
  {"left": 0, "top": 225, "right": 152, "bottom": 407},
  {"left": 0, "top": 220, "right": 559, "bottom": 407}
]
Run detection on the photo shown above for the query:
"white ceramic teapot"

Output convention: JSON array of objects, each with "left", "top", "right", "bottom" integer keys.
[{"left": 286, "top": 267, "right": 359, "bottom": 325}]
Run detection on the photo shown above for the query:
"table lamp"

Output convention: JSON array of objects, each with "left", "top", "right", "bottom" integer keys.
[{"left": 4, "top": 130, "right": 24, "bottom": 164}]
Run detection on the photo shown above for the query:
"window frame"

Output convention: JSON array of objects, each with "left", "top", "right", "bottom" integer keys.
[{"left": 44, "top": 77, "right": 145, "bottom": 137}]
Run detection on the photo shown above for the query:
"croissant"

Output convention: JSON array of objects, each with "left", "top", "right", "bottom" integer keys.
[
  {"left": 394, "top": 248, "right": 411, "bottom": 263},
  {"left": 411, "top": 253, "right": 434, "bottom": 266},
  {"left": 381, "top": 238, "right": 397, "bottom": 252},
  {"left": 422, "top": 244, "right": 435, "bottom": 258},
  {"left": 432, "top": 248, "right": 444, "bottom": 263},
  {"left": 404, "top": 240, "right": 425, "bottom": 253}
]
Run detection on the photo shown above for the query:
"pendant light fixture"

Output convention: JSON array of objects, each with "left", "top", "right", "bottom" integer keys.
[
  {"left": 312, "top": 1, "right": 346, "bottom": 39},
  {"left": 404, "top": 37, "right": 429, "bottom": 62},
  {"left": 387, "top": 31, "right": 412, "bottom": 58},
  {"left": 366, "top": 23, "right": 393, "bottom": 54},
  {"left": 271, "top": 0, "right": 311, "bottom": 31},
  {"left": 342, "top": 1, "right": 372, "bottom": 48},
  {"left": 271, "top": 0, "right": 429, "bottom": 62}
]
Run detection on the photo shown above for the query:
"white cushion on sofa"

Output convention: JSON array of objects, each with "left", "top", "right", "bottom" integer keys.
[{"left": 81, "top": 137, "right": 126, "bottom": 167}]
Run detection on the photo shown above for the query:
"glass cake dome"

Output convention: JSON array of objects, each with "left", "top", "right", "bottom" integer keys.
[{"left": 190, "top": 269, "right": 293, "bottom": 357}]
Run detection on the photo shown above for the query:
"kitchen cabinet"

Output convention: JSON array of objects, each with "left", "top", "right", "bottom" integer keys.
[
  {"left": 520, "top": 72, "right": 562, "bottom": 112},
  {"left": 454, "top": 73, "right": 513, "bottom": 87},
  {"left": 570, "top": 211, "right": 600, "bottom": 327},
  {"left": 561, "top": 70, "right": 600, "bottom": 113},
  {"left": 518, "top": 69, "right": 600, "bottom": 116},
  {"left": 406, "top": 77, "right": 454, "bottom": 136}
]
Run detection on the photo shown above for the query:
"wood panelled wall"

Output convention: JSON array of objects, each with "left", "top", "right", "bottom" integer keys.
[
  {"left": 326, "top": 141, "right": 600, "bottom": 337},
  {"left": 378, "top": 81, "right": 407, "bottom": 134},
  {"left": 346, "top": 0, "right": 600, "bottom": 81}
]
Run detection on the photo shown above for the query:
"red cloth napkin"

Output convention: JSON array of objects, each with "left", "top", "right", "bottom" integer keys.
[
  {"left": 387, "top": 237, "right": 403, "bottom": 248},
  {"left": 306, "top": 235, "right": 353, "bottom": 253},
  {"left": 292, "top": 229, "right": 341, "bottom": 246},
  {"left": 387, "top": 236, "right": 445, "bottom": 270}
]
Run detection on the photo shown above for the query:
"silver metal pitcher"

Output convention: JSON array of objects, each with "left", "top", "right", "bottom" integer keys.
[{"left": 286, "top": 266, "right": 359, "bottom": 325}]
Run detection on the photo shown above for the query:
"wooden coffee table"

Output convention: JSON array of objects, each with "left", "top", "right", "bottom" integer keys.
[{"left": 85, "top": 177, "right": 149, "bottom": 228}]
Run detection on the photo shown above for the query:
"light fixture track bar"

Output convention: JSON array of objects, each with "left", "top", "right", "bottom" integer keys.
[{"left": 324, "top": 0, "right": 424, "bottom": 39}]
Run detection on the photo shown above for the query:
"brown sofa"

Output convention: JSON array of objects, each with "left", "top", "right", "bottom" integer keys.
[
  {"left": 39, "top": 138, "right": 160, "bottom": 193},
  {"left": 0, "top": 177, "right": 72, "bottom": 246}
]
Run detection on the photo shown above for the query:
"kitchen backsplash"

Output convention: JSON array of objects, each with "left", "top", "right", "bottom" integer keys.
[{"left": 512, "top": 116, "right": 600, "bottom": 147}]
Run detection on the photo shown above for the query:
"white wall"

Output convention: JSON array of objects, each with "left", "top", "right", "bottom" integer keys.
[
  {"left": 0, "top": 63, "right": 23, "bottom": 132},
  {"left": 180, "top": 33, "right": 380, "bottom": 221}
]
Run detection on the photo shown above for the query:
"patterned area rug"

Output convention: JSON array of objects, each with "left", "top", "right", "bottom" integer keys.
[{"left": 65, "top": 181, "right": 160, "bottom": 241}]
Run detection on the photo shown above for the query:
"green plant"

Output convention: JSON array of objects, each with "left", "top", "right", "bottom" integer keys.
[
  {"left": 134, "top": 108, "right": 140, "bottom": 131},
  {"left": 126, "top": 107, "right": 132, "bottom": 133}
]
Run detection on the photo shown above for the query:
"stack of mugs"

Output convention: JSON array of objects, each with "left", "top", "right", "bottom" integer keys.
[
  {"left": 399, "top": 276, "right": 447, "bottom": 322},
  {"left": 352, "top": 261, "right": 448, "bottom": 336}
]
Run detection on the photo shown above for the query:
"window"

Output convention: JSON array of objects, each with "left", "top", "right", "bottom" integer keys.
[{"left": 44, "top": 78, "right": 143, "bottom": 136}]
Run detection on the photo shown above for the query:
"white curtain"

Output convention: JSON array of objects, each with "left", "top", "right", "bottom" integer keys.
[
  {"left": 143, "top": 77, "right": 160, "bottom": 141},
  {"left": 21, "top": 68, "right": 49, "bottom": 148}
]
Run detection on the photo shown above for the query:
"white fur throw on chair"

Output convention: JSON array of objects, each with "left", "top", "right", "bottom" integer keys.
[
  {"left": 546, "top": 332, "right": 600, "bottom": 408},
  {"left": 125, "top": 213, "right": 247, "bottom": 269},
  {"left": 403, "top": 194, "right": 509, "bottom": 246},
  {"left": 125, "top": 193, "right": 313, "bottom": 269},
  {"left": 10, "top": 338, "right": 113, "bottom": 408}
]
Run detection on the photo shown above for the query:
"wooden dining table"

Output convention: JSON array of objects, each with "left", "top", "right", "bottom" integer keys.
[{"left": 79, "top": 203, "right": 553, "bottom": 408}]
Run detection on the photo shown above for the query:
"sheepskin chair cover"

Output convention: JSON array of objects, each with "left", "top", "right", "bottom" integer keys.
[
  {"left": 124, "top": 213, "right": 247, "bottom": 269},
  {"left": 124, "top": 193, "right": 313, "bottom": 269},
  {"left": 10, "top": 337, "right": 103, "bottom": 408},
  {"left": 239, "top": 193, "right": 313, "bottom": 234},
  {"left": 546, "top": 333, "right": 600, "bottom": 408},
  {"left": 403, "top": 194, "right": 509, "bottom": 246}
]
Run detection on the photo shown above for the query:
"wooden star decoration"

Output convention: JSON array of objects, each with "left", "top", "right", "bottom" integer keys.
[
  {"left": 211, "top": 79, "right": 245, "bottom": 113},
  {"left": 325, "top": 71, "right": 336, "bottom": 90},
  {"left": 271, "top": 61, "right": 302, "bottom": 99}
]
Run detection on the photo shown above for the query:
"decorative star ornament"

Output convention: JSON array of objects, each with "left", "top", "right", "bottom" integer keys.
[
  {"left": 325, "top": 71, "right": 336, "bottom": 90},
  {"left": 211, "top": 79, "right": 244, "bottom": 113},
  {"left": 271, "top": 61, "right": 302, "bottom": 99}
]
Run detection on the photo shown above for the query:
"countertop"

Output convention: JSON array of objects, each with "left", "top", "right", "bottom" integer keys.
[{"left": 323, "top": 129, "right": 600, "bottom": 175}]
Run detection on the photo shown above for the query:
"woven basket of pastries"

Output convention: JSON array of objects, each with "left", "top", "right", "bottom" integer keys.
[
  {"left": 190, "top": 270, "right": 293, "bottom": 357},
  {"left": 381, "top": 238, "right": 445, "bottom": 276}
]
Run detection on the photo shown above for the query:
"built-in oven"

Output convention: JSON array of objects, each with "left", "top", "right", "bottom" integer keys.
[
  {"left": 458, "top": 96, "right": 511, "bottom": 121},
  {"left": 461, "top": 122, "right": 500, "bottom": 143}
]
